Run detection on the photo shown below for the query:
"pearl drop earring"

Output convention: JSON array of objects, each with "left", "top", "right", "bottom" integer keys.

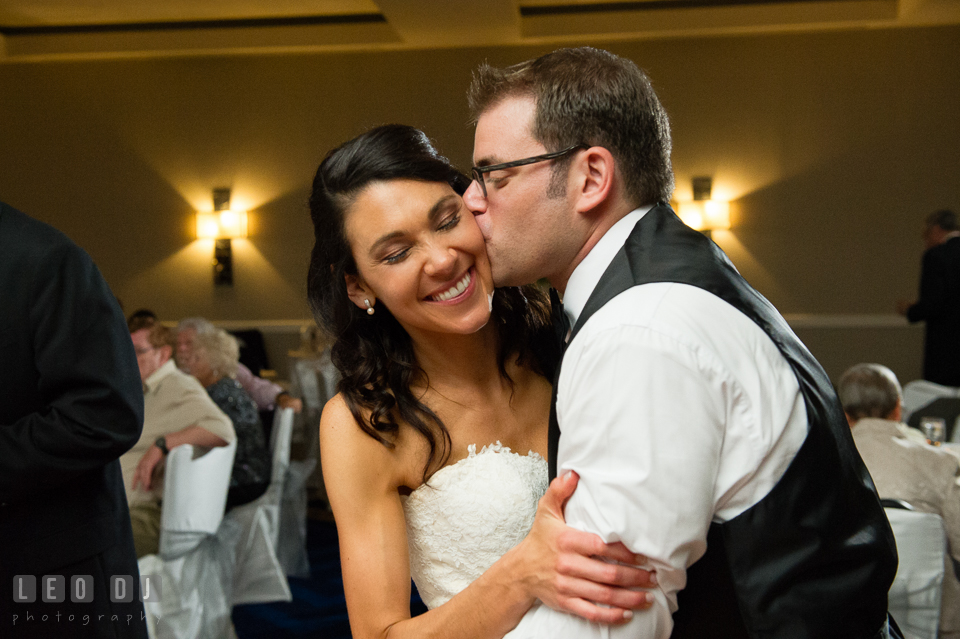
[{"left": 364, "top": 299, "right": 375, "bottom": 315}]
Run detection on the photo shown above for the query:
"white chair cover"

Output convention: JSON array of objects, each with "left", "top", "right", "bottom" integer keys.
[
  {"left": 291, "top": 349, "right": 338, "bottom": 427},
  {"left": 243, "top": 406, "right": 295, "bottom": 546},
  {"left": 292, "top": 356, "right": 323, "bottom": 428},
  {"left": 277, "top": 457, "right": 316, "bottom": 577},
  {"left": 902, "top": 380, "right": 960, "bottom": 423},
  {"left": 139, "top": 441, "right": 238, "bottom": 639},
  {"left": 228, "top": 506, "right": 291, "bottom": 605},
  {"left": 267, "top": 407, "right": 295, "bottom": 508},
  {"left": 885, "top": 507, "right": 947, "bottom": 639},
  {"left": 289, "top": 348, "right": 338, "bottom": 527},
  {"left": 139, "top": 521, "right": 241, "bottom": 639},
  {"left": 160, "top": 441, "right": 236, "bottom": 557},
  {"left": 224, "top": 408, "right": 295, "bottom": 605}
]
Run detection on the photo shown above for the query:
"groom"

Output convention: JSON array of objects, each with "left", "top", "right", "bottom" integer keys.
[{"left": 463, "top": 47, "right": 900, "bottom": 638}]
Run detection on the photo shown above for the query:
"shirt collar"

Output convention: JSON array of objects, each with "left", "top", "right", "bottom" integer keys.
[
  {"left": 143, "top": 358, "right": 178, "bottom": 394},
  {"left": 562, "top": 205, "right": 653, "bottom": 328},
  {"left": 852, "top": 417, "right": 906, "bottom": 439}
]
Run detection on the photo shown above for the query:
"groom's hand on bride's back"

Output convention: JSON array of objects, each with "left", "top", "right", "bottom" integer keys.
[{"left": 517, "top": 470, "right": 657, "bottom": 624}]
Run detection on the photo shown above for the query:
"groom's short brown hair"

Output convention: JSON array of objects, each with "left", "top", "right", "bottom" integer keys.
[{"left": 468, "top": 46, "right": 675, "bottom": 208}]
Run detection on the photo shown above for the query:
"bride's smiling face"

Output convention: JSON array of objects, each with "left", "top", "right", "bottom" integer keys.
[{"left": 343, "top": 178, "right": 495, "bottom": 337}]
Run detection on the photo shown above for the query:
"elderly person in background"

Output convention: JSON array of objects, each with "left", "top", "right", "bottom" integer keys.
[
  {"left": 839, "top": 363, "right": 960, "bottom": 637},
  {"left": 124, "top": 320, "right": 235, "bottom": 557},
  {"left": 177, "top": 316, "right": 302, "bottom": 415},
  {"left": 179, "top": 326, "right": 271, "bottom": 509}
]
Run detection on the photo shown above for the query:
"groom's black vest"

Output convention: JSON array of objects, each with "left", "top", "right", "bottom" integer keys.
[{"left": 548, "top": 204, "right": 898, "bottom": 638}]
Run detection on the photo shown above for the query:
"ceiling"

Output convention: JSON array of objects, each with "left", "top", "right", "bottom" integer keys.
[{"left": 0, "top": 0, "right": 958, "bottom": 60}]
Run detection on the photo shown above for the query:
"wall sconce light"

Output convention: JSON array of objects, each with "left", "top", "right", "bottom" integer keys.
[
  {"left": 678, "top": 176, "right": 730, "bottom": 237},
  {"left": 196, "top": 187, "right": 248, "bottom": 286}
]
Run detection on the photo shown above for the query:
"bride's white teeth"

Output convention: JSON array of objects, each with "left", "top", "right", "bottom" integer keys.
[{"left": 432, "top": 271, "right": 472, "bottom": 301}]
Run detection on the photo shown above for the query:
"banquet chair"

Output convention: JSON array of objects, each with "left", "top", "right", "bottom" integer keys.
[
  {"left": 289, "top": 347, "right": 337, "bottom": 535},
  {"left": 138, "top": 440, "right": 238, "bottom": 639},
  {"left": 223, "top": 408, "right": 295, "bottom": 605},
  {"left": 278, "top": 357, "right": 334, "bottom": 576},
  {"left": 884, "top": 506, "right": 947, "bottom": 639},
  {"left": 276, "top": 455, "right": 316, "bottom": 577},
  {"left": 263, "top": 399, "right": 316, "bottom": 577},
  {"left": 905, "top": 397, "right": 960, "bottom": 443},
  {"left": 902, "top": 379, "right": 960, "bottom": 422}
]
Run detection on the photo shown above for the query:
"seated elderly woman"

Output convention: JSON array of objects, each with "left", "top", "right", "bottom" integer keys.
[
  {"left": 180, "top": 327, "right": 272, "bottom": 509},
  {"left": 177, "top": 316, "right": 303, "bottom": 415}
]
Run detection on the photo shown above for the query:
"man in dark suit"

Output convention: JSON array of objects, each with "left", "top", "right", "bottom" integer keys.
[
  {"left": 898, "top": 209, "right": 960, "bottom": 386},
  {"left": 0, "top": 201, "right": 148, "bottom": 637}
]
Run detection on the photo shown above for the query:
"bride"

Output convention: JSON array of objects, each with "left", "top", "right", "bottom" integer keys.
[{"left": 308, "top": 124, "right": 654, "bottom": 638}]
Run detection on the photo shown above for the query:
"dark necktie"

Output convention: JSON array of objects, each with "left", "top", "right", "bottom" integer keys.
[{"left": 549, "top": 287, "right": 571, "bottom": 351}]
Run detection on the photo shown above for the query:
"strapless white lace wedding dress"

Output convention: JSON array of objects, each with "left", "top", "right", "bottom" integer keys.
[{"left": 402, "top": 441, "right": 548, "bottom": 609}]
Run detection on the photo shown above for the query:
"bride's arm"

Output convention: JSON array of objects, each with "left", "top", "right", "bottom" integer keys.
[{"left": 321, "top": 395, "right": 655, "bottom": 639}]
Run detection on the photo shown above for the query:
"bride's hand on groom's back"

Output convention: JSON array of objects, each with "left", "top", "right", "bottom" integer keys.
[{"left": 515, "top": 471, "right": 657, "bottom": 624}]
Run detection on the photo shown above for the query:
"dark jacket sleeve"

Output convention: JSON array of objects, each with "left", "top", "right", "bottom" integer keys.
[
  {"left": 907, "top": 247, "right": 946, "bottom": 323},
  {"left": 0, "top": 214, "right": 144, "bottom": 503}
]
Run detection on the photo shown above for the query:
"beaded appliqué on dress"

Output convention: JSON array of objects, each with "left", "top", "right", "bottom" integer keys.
[{"left": 402, "top": 442, "right": 548, "bottom": 609}]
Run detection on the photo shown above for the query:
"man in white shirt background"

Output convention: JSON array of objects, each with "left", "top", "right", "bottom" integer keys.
[
  {"left": 840, "top": 363, "right": 960, "bottom": 638},
  {"left": 463, "top": 46, "right": 900, "bottom": 638}
]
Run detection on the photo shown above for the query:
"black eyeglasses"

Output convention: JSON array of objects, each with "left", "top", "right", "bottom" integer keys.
[{"left": 471, "top": 144, "right": 587, "bottom": 198}]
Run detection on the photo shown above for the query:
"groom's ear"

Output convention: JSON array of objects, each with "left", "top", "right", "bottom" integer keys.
[
  {"left": 573, "top": 146, "right": 615, "bottom": 214},
  {"left": 344, "top": 273, "right": 374, "bottom": 311}
]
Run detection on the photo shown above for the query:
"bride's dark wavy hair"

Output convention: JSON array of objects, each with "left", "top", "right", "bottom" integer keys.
[{"left": 307, "top": 124, "right": 557, "bottom": 481}]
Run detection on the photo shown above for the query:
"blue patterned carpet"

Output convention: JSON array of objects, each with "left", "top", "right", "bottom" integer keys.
[{"left": 232, "top": 517, "right": 427, "bottom": 638}]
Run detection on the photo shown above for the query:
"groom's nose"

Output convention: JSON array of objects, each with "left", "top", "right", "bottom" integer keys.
[{"left": 463, "top": 179, "right": 487, "bottom": 215}]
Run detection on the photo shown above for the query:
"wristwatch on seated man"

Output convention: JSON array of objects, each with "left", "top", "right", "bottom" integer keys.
[{"left": 155, "top": 436, "right": 169, "bottom": 456}]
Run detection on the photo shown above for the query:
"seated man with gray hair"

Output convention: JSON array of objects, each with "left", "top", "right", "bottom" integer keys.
[{"left": 839, "top": 363, "right": 960, "bottom": 637}]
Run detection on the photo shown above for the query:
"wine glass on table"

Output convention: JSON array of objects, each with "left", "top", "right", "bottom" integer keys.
[{"left": 920, "top": 416, "right": 946, "bottom": 446}]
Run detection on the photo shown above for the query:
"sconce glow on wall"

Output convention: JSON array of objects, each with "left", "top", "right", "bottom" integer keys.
[
  {"left": 196, "top": 188, "right": 247, "bottom": 286},
  {"left": 678, "top": 176, "right": 730, "bottom": 236}
]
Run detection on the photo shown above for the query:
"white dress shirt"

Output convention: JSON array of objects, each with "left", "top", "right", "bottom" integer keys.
[{"left": 507, "top": 207, "right": 809, "bottom": 638}]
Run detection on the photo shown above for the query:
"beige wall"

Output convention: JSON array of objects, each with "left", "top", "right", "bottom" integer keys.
[{"left": 1, "top": 25, "right": 957, "bottom": 383}]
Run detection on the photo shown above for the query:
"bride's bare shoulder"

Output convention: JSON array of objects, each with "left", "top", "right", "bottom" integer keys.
[
  {"left": 318, "top": 392, "right": 357, "bottom": 436},
  {"left": 319, "top": 391, "right": 424, "bottom": 489},
  {"left": 319, "top": 392, "right": 384, "bottom": 454}
]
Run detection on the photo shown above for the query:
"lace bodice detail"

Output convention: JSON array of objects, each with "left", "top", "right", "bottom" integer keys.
[{"left": 402, "top": 442, "right": 548, "bottom": 610}]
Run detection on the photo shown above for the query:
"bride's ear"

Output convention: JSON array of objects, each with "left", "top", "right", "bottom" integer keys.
[{"left": 345, "top": 273, "right": 375, "bottom": 312}]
